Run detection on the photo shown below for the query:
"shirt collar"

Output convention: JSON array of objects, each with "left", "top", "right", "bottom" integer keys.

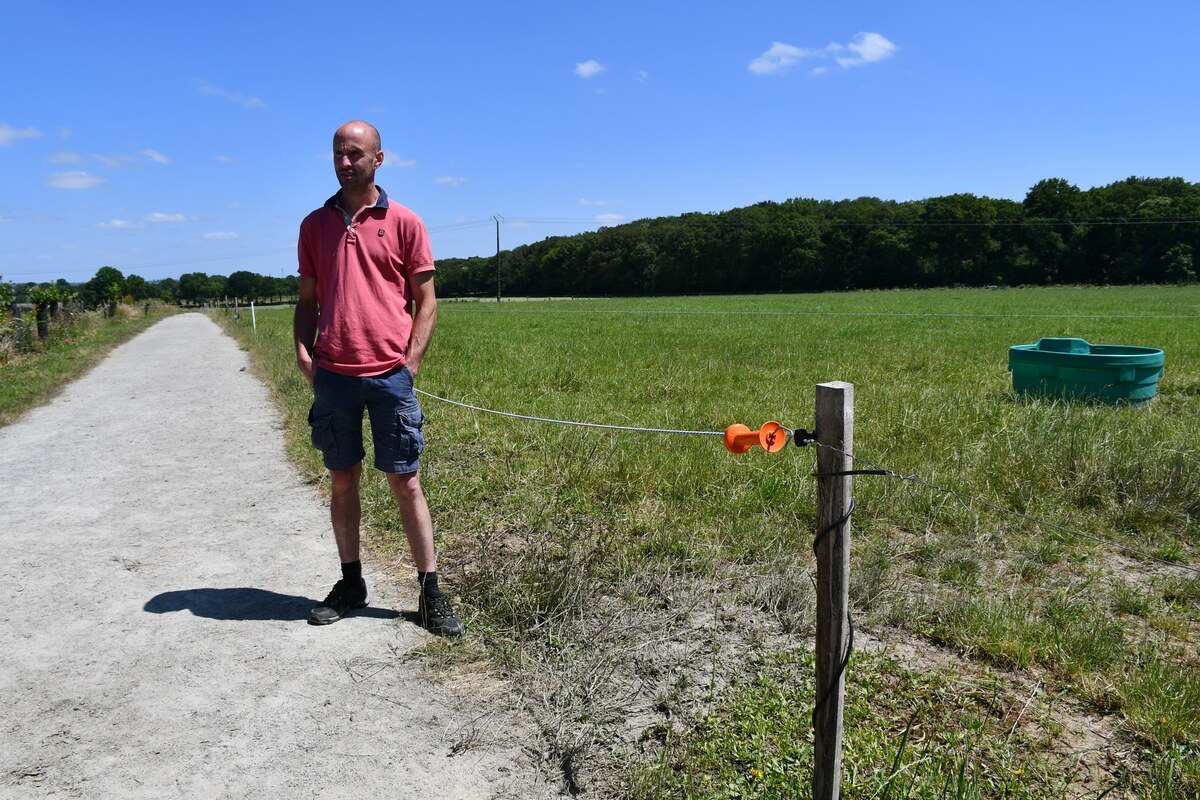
[{"left": 324, "top": 186, "right": 390, "bottom": 212}]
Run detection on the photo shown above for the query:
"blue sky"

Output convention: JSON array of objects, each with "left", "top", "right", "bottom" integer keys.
[{"left": 2, "top": 0, "right": 1197, "bottom": 284}]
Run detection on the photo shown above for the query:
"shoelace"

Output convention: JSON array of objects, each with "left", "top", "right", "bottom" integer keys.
[{"left": 423, "top": 593, "right": 455, "bottom": 618}]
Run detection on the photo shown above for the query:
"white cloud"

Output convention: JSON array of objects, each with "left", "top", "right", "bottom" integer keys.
[
  {"left": 143, "top": 212, "right": 195, "bottom": 222},
  {"left": 193, "top": 79, "right": 265, "bottom": 109},
  {"left": 748, "top": 42, "right": 816, "bottom": 75},
  {"left": 44, "top": 171, "right": 107, "bottom": 189},
  {"left": 580, "top": 198, "right": 611, "bottom": 206},
  {"left": 92, "top": 219, "right": 145, "bottom": 229},
  {"left": 0, "top": 122, "right": 41, "bottom": 146},
  {"left": 93, "top": 153, "right": 137, "bottom": 168},
  {"left": 381, "top": 150, "right": 416, "bottom": 168},
  {"left": 749, "top": 33, "right": 896, "bottom": 76},
  {"left": 596, "top": 213, "right": 626, "bottom": 222},
  {"left": 435, "top": 176, "right": 467, "bottom": 187},
  {"left": 203, "top": 231, "right": 240, "bottom": 239},
  {"left": 228, "top": 201, "right": 244, "bottom": 208},
  {"left": 636, "top": 70, "right": 649, "bottom": 83},
  {"left": 575, "top": 60, "right": 606, "bottom": 78},
  {"left": 214, "top": 154, "right": 237, "bottom": 163},
  {"left": 142, "top": 149, "right": 171, "bottom": 163},
  {"left": 45, "top": 151, "right": 84, "bottom": 164},
  {"left": 836, "top": 32, "right": 897, "bottom": 67}
]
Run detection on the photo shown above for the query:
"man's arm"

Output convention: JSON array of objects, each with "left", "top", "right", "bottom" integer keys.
[
  {"left": 405, "top": 271, "right": 437, "bottom": 376},
  {"left": 294, "top": 274, "right": 319, "bottom": 384}
]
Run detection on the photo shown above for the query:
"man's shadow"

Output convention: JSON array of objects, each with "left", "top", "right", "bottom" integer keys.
[{"left": 144, "top": 588, "right": 401, "bottom": 622}]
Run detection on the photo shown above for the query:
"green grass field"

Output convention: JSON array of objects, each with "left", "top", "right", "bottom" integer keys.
[{"left": 219, "top": 286, "right": 1200, "bottom": 799}]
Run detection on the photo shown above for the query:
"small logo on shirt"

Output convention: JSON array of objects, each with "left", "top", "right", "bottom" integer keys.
[{"left": 377, "top": 229, "right": 386, "bottom": 237}]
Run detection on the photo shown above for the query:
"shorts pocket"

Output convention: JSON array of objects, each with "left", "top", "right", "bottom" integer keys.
[
  {"left": 308, "top": 406, "right": 338, "bottom": 456},
  {"left": 396, "top": 409, "right": 426, "bottom": 459}
]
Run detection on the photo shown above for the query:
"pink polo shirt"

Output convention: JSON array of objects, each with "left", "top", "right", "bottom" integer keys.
[{"left": 298, "top": 188, "right": 435, "bottom": 377}]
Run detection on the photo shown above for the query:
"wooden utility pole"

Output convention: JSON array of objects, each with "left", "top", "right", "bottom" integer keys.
[
  {"left": 492, "top": 214, "right": 503, "bottom": 303},
  {"left": 813, "top": 381, "right": 853, "bottom": 800}
]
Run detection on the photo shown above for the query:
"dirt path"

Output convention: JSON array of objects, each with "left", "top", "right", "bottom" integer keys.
[{"left": 0, "top": 313, "right": 560, "bottom": 799}]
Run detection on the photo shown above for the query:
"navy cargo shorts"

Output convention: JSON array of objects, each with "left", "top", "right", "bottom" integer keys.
[{"left": 308, "top": 364, "right": 426, "bottom": 474}]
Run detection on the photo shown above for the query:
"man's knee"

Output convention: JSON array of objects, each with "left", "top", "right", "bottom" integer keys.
[
  {"left": 330, "top": 465, "right": 361, "bottom": 493},
  {"left": 386, "top": 470, "right": 422, "bottom": 500}
]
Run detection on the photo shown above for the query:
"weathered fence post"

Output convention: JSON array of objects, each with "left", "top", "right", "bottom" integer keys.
[{"left": 813, "top": 381, "right": 853, "bottom": 800}]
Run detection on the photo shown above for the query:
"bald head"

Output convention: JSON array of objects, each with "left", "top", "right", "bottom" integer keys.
[{"left": 334, "top": 120, "right": 381, "bottom": 153}]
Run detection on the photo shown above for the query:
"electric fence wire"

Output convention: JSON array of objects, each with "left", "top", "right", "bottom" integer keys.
[{"left": 414, "top": 388, "right": 725, "bottom": 438}]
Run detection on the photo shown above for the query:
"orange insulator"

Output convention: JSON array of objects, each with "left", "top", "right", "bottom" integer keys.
[{"left": 723, "top": 421, "right": 788, "bottom": 454}]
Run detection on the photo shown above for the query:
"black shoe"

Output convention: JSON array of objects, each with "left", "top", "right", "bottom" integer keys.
[
  {"left": 309, "top": 578, "right": 368, "bottom": 625},
  {"left": 419, "top": 588, "right": 464, "bottom": 637}
]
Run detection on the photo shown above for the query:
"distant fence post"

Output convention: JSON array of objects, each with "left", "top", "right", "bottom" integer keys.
[{"left": 813, "top": 381, "right": 853, "bottom": 800}]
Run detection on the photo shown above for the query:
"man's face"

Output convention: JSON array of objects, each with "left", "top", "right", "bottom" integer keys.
[{"left": 333, "top": 128, "right": 382, "bottom": 191}]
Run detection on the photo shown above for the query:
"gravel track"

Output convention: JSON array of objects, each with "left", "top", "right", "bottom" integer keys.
[{"left": 0, "top": 313, "right": 559, "bottom": 800}]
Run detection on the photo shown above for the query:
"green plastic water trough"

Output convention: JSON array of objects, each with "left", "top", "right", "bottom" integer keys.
[{"left": 1008, "top": 338, "right": 1164, "bottom": 405}]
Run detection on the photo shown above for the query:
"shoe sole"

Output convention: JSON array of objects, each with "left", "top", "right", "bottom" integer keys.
[
  {"left": 420, "top": 613, "right": 465, "bottom": 637},
  {"left": 307, "top": 599, "right": 369, "bottom": 626}
]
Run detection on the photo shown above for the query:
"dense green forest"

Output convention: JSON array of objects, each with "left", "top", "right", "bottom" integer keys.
[{"left": 437, "top": 176, "right": 1200, "bottom": 296}]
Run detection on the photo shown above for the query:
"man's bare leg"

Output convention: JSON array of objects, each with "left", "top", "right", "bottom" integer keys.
[
  {"left": 308, "top": 464, "right": 368, "bottom": 625},
  {"left": 386, "top": 470, "right": 463, "bottom": 636},
  {"left": 330, "top": 464, "right": 362, "bottom": 563},
  {"left": 385, "top": 470, "right": 435, "bottom": 573}
]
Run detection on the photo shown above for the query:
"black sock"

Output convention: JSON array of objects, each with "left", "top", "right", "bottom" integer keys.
[
  {"left": 417, "top": 571, "right": 439, "bottom": 594},
  {"left": 342, "top": 560, "right": 363, "bottom": 584}
]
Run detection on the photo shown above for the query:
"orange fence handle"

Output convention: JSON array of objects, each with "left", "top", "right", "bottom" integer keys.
[{"left": 724, "top": 421, "right": 788, "bottom": 454}]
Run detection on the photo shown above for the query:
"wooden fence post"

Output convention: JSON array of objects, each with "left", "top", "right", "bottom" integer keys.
[{"left": 813, "top": 381, "right": 854, "bottom": 800}]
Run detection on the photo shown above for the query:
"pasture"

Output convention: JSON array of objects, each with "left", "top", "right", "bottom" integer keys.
[{"left": 220, "top": 285, "right": 1199, "bottom": 799}]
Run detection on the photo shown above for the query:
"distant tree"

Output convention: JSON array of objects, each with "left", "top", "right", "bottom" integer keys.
[
  {"left": 154, "top": 277, "right": 180, "bottom": 303},
  {"left": 125, "top": 274, "right": 151, "bottom": 301},
  {"left": 208, "top": 275, "right": 228, "bottom": 301},
  {"left": 0, "top": 275, "right": 14, "bottom": 305},
  {"left": 278, "top": 274, "right": 300, "bottom": 300},
  {"left": 257, "top": 274, "right": 279, "bottom": 301},
  {"left": 226, "top": 270, "right": 261, "bottom": 301},
  {"left": 178, "top": 272, "right": 210, "bottom": 305},
  {"left": 84, "top": 266, "right": 125, "bottom": 312},
  {"left": 1162, "top": 243, "right": 1196, "bottom": 283}
]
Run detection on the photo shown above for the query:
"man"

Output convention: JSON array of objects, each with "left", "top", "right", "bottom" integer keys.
[{"left": 294, "top": 120, "right": 463, "bottom": 636}]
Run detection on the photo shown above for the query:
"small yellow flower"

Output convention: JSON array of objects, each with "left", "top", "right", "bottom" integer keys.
[
  {"left": 1012, "top": 769, "right": 1023, "bottom": 776},
  {"left": 749, "top": 769, "right": 763, "bottom": 779}
]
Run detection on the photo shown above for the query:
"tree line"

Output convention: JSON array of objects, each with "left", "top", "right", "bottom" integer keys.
[
  {"left": 436, "top": 177, "right": 1200, "bottom": 297},
  {"left": 7, "top": 176, "right": 1197, "bottom": 310},
  {"left": 6, "top": 268, "right": 301, "bottom": 308}
]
